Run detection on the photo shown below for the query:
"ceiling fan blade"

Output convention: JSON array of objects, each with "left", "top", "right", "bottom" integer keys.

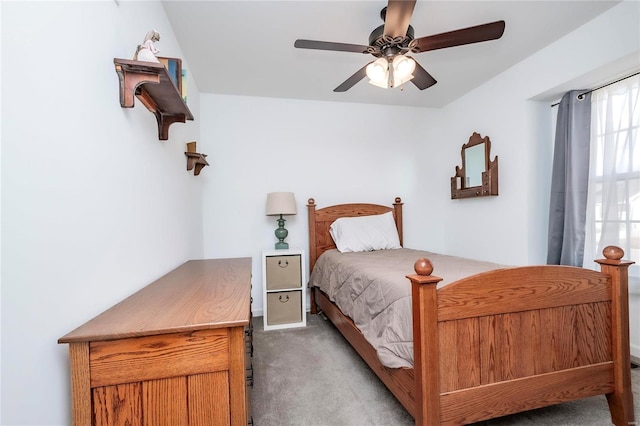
[
  {"left": 413, "top": 20, "right": 505, "bottom": 53},
  {"left": 295, "top": 39, "right": 369, "bottom": 54},
  {"left": 410, "top": 60, "right": 437, "bottom": 90},
  {"left": 334, "top": 64, "right": 368, "bottom": 92},
  {"left": 383, "top": 0, "right": 417, "bottom": 38}
]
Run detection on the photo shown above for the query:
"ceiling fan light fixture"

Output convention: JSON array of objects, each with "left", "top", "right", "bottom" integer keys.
[
  {"left": 392, "top": 55, "right": 416, "bottom": 79},
  {"left": 366, "top": 57, "right": 389, "bottom": 85}
]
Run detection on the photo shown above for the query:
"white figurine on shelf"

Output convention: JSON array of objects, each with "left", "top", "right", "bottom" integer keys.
[{"left": 134, "top": 30, "right": 160, "bottom": 62}]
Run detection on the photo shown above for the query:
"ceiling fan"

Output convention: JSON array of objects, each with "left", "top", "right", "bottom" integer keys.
[{"left": 294, "top": 0, "right": 505, "bottom": 92}]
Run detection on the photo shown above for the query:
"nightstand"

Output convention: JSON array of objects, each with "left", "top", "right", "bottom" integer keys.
[{"left": 262, "top": 249, "right": 306, "bottom": 330}]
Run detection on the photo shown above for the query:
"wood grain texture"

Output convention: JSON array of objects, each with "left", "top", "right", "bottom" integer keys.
[
  {"left": 69, "top": 343, "right": 92, "bottom": 425},
  {"left": 59, "top": 258, "right": 252, "bottom": 343},
  {"left": 440, "top": 363, "right": 614, "bottom": 424},
  {"left": 142, "top": 377, "right": 188, "bottom": 425},
  {"left": 438, "top": 318, "right": 480, "bottom": 393},
  {"left": 410, "top": 275, "right": 441, "bottom": 425},
  {"left": 89, "top": 329, "right": 229, "bottom": 387},
  {"left": 188, "top": 372, "right": 230, "bottom": 425},
  {"left": 437, "top": 266, "right": 611, "bottom": 321},
  {"left": 93, "top": 383, "right": 142, "bottom": 426},
  {"left": 229, "top": 326, "right": 248, "bottom": 426},
  {"left": 478, "top": 304, "right": 611, "bottom": 386}
]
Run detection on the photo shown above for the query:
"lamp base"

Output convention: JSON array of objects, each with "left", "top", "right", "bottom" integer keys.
[
  {"left": 275, "top": 241, "right": 289, "bottom": 250},
  {"left": 274, "top": 215, "right": 289, "bottom": 250}
]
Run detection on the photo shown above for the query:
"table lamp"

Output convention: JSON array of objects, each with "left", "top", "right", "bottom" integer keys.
[{"left": 265, "top": 192, "right": 297, "bottom": 249}]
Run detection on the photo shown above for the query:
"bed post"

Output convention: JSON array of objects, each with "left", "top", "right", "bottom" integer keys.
[
  {"left": 406, "top": 259, "right": 443, "bottom": 425},
  {"left": 393, "top": 197, "right": 403, "bottom": 247},
  {"left": 595, "top": 246, "right": 635, "bottom": 426},
  {"left": 307, "top": 198, "right": 318, "bottom": 314}
]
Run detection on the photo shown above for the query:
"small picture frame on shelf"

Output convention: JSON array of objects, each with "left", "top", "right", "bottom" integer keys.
[{"left": 157, "top": 56, "right": 182, "bottom": 93}]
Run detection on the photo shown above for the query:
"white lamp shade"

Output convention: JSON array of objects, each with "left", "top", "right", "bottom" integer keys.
[{"left": 265, "top": 192, "right": 297, "bottom": 216}]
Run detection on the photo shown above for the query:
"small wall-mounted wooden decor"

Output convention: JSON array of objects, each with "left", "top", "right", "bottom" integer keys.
[
  {"left": 451, "top": 132, "right": 498, "bottom": 199},
  {"left": 185, "top": 141, "right": 209, "bottom": 176}
]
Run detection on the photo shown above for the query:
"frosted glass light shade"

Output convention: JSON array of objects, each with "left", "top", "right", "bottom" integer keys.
[
  {"left": 392, "top": 55, "right": 416, "bottom": 79},
  {"left": 265, "top": 192, "right": 297, "bottom": 216},
  {"left": 366, "top": 58, "right": 389, "bottom": 85}
]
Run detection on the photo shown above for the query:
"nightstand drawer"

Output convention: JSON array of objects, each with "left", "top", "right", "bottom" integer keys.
[
  {"left": 265, "top": 255, "right": 301, "bottom": 290},
  {"left": 266, "top": 291, "right": 302, "bottom": 325}
]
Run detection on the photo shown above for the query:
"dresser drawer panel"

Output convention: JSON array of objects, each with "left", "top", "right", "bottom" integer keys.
[
  {"left": 266, "top": 291, "right": 302, "bottom": 325},
  {"left": 89, "top": 329, "right": 229, "bottom": 387},
  {"left": 265, "top": 255, "right": 301, "bottom": 290}
]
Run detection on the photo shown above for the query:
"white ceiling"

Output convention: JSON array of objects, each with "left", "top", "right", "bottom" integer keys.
[{"left": 162, "top": 1, "right": 621, "bottom": 108}]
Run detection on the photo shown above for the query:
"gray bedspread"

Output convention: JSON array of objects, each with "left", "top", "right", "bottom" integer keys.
[{"left": 308, "top": 248, "right": 506, "bottom": 368}]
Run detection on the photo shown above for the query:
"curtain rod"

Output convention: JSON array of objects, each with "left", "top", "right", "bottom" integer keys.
[{"left": 550, "top": 71, "right": 640, "bottom": 107}]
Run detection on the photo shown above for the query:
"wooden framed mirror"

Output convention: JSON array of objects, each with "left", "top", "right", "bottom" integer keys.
[{"left": 451, "top": 132, "right": 498, "bottom": 199}]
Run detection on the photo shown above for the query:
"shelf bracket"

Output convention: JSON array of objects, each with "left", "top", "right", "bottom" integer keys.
[
  {"left": 114, "top": 58, "right": 194, "bottom": 140},
  {"left": 115, "top": 64, "right": 159, "bottom": 108}
]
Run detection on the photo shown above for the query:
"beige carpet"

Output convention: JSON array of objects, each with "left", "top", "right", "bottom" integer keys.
[{"left": 251, "top": 313, "right": 639, "bottom": 425}]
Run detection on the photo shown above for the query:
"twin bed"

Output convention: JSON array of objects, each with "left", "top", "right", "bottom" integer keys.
[{"left": 306, "top": 197, "right": 635, "bottom": 425}]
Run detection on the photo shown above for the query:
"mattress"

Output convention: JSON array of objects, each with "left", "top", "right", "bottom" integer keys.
[{"left": 308, "top": 248, "right": 507, "bottom": 368}]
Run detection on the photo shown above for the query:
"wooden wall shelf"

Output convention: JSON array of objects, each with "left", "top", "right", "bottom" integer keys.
[
  {"left": 114, "top": 58, "right": 194, "bottom": 140},
  {"left": 185, "top": 141, "right": 209, "bottom": 176},
  {"left": 185, "top": 152, "right": 209, "bottom": 175}
]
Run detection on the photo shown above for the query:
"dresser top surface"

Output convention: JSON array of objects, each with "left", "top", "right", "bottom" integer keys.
[{"left": 59, "top": 258, "right": 252, "bottom": 343}]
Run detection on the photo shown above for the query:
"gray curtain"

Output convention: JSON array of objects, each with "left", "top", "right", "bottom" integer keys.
[{"left": 547, "top": 90, "right": 592, "bottom": 266}]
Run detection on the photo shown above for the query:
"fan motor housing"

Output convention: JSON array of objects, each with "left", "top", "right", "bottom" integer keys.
[{"left": 368, "top": 24, "right": 415, "bottom": 57}]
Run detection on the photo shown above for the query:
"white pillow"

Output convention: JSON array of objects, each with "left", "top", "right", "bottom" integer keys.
[{"left": 329, "top": 212, "right": 402, "bottom": 253}]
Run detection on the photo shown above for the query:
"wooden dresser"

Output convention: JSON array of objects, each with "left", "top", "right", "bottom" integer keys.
[{"left": 58, "top": 258, "right": 253, "bottom": 425}]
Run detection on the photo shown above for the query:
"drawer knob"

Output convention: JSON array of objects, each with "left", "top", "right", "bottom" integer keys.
[
  {"left": 278, "top": 260, "right": 289, "bottom": 268},
  {"left": 278, "top": 294, "right": 290, "bottom": 303}
]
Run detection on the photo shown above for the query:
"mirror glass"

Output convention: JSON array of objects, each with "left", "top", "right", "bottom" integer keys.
[{"left": 464, "top": 144, "right": 485, "bottom": 187}]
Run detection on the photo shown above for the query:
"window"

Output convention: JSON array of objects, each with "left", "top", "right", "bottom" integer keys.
[{"left": 584, "top": 74, "right": 639, "bottom": 279}]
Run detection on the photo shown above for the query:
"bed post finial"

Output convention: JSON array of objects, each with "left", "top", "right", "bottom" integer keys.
[
  {"left": 308, "top": 198, "right": 315, "bottom": 206},
  {"left": 414, "top": 258, "right": 433, "bottom": 276},
  {"left": 602, "top": 245, "right": 624, "bottom": 260}
]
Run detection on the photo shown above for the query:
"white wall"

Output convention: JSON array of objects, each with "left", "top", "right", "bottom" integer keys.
[
  {"left": 1, "top": 1, "right": 203, "bottom": 424},
  {"left": 200, "top": 95, "right": 445, "bottom": 314}
]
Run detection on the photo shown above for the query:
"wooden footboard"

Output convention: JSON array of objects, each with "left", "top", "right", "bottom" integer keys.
[{"left": 408, "top": 249, "right": 635, "bottom": 425}]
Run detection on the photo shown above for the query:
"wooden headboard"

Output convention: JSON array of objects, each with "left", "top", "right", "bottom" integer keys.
[{"left": 306, "top": 197, "right": 404, "bottom": 272}]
